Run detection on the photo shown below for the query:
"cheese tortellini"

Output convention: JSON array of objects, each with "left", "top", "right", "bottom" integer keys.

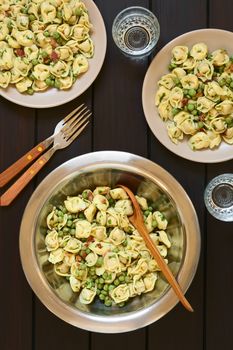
[
  {"left": 0, "top": 0, "right": 94, "bottom": 94},
  {"left": 155, "top": 42, "right": 233, "bottom": 150},
  {"left": 44, "top": 186, "right": 172, "bottom": 308}
]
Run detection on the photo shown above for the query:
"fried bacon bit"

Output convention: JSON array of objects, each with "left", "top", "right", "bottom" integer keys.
[
  {"left": 50, "top": 50, "right": 59, "bottom": 62},
  {"left": 5, "top": 11, "right": 10, "bottom": 17},
  {"left": 101, "top": 198, "right": 107, "bottom": 204},
  {"left": 50, "top": 38, "right": 58, "bottom": 49},
  {"left": 86, "top": 235, "right": 95, "bottom": 243},
  {"left": 229, "top": 64, "right": 233, "bottom": 72},
  {"left": 15, "top": 48, "right": 25, "bottom": 57},
  {"left": 43, "top": 57, "right": 50, "bottom": 64},
  {"left": 76, "top": 255, "right": 82, "bottom": 262},
  {"left": 81, "top": 251, "right": 87, "bottom": 258},
  {"left": 87, "top": 192, "right": 94, "bottom": 201},
  {"left": 97, "top": 243, "right": 102, "bottom": 248},
  {"left": 199, "top": 113, "right": 205, "bottom": 121},
  {"left": 196, "top": 92, "right": 203, "bottom": 98},
  {"left": 181, "top": 98, "right": 188, "bottom": 106}
]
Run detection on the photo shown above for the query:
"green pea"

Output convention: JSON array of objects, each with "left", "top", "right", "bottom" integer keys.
[
  {"left": 108, "top": 198, "right": 115, "bottom": 206},
  {"left": 67, "top": 220, "right": 73, "bottom": 227},
  {"left": 192, "top": 109, "right": 198, "bottom": 116},
  {"left": 27, "top": 88, "right": 34, "bottom": 95},
  {"left": 29, "top": 14, "right": 36, "bottom": 22},
  {"left": 70, "top": 228, "right": 76, "bottom": 235},
  {"left": 198, "top": 121, "right": 204, "bottom": 129},
  {"left": 114, "top": 279, "right": 120, "bottom": 286},
  {"left": 188, "top": 88, "right": 196, "bottom": 97},
  {"left": 54, "top": 80, "right": 61, "bottom": 89},
  {"left": 53, "top": 32, "right": 60, "bottom": 40},
  {"left": 45, "top": 78, "right": 53, "bottom": 86},
  {"left": 104, "top": 300, "right": 112, "bottom": 307},
  {"left": 63, "top": 227, "right": 70, "bottom": 233},
  {"left": 230, "top": 81, "right": 233, "bottom": 89},
  {"left": 7, "top": 21, "right": 13, "bottom": 30},
  {"left": 57, "top": 10, "right": 62, "bottom": 19},
  {"left": 99, "top": 294, "right": 105, "bottom": 301},
  {"left": 183, "top": 89, "right": 189, "bottom": 95},
  {"left": 97, "top": 283, "right": 103, "bottom": 290},
  {"left": 96, "top": 289, "right": 101, "bottom": 295},
  {"left": 108, "top": 285, "right": 115, "bottom": 291},
  {"left": 99, "top": 278, "right": 105, "bottom": 284},
  {"left": 75, "top": 8, "right": 83, "bottom": 16},
  {"left": 41, "top": 51, "right": 48, "bottom": 58},
  {"left": 144, "top": 210, "right": 150, "bottom": 217},
  {"left": 78, "top": 212, "right": 85, "bottom": 219},
  {"left": 113, "top": 247, "right": 119, "bottom": 253},
  {"left": 119, "top": 275, "right": 125, "bottom": 282},
  {"left": 85, "top": 248, "right": 91, "bottom": 255},
  {"left": 96, "top": 257, "right": 103, "bottom": 267},
  {"left": 122, "top": 240, "right": 127, "bottom": 247},
  {"left": 103, "top": 284, "right": 109, "bottom": 292},
  {"left": 187, "top": 103, "right": 194, "bottom": 111},
  {"left": 152, "top": 220, "right": 157, "bottom": 228},
  {"left": 82, "top": 190, "right": 88, "bottom": 199},
  {"left": 118, "top": 302, "right": 125, "bottom": 307},
  {"left": 44, "top": 31, "right": 50, "bottom": 37},
  {"left": 21, "top": 8, "right": 28, "bottom": 14},
  {"left": 219, "top": 80, "right": 225, "bottom": 87},
  {"left": 32, "top": 58, "right": 38, "bottom": 66},
  {"left": 125, "top": 276, "right": 131, "bottom": 283},
  {"left": 226, "top": 117, "right": 233, "bottom": 126},
  {"left": 226, "top": 77, "right": 232, "bottom": 85},
  {"left": 173, "top": 77, "right": 180, "bottom": 85},
  {"left": 172, "top": 108, "right": 179, "bottom": 116},
  {"left": 58, "top": 230, "right": 63, "bottom": 237},
  {"left": 101, "top": 290, "right": 107, "bottom": 296},
  {"left": 103, "top": 272, "right": 108, "bottom": 280}
]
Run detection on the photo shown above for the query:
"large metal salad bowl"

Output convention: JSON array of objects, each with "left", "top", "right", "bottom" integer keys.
[{"left": 19, "top": 151, "right": 200, "bottom": 333}]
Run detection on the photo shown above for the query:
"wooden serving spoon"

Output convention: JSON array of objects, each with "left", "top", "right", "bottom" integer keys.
[{"left": 118, "top": 184, "right": 194, "bottom": 312}]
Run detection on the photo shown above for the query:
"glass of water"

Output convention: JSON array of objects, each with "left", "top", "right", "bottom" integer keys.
[
  {"left": 204, "top": 174, "right": 233, "bottom": 222},
  {"left": 112, "top": 6, "right": 160, "bottom": 57}
]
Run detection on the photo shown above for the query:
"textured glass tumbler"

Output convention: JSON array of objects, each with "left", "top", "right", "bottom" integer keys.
[
  {"left": 204, "top": 174, "right": 233, "bottom": 222},
  {"left": 112, "top": 7, "right": 160, "bottom": 57}
]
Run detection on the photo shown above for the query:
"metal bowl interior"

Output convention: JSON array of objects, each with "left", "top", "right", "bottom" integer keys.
[{"left": 20, "top": 151, "right": 200, "bottom": 332}]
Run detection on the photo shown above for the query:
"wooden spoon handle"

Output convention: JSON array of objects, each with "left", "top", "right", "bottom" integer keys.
[
  {"left": 0, "top": 136, "right": 53, "bottom": 188},
  {"left": 0, "top": 147, "right": 55, "bottom": 206},
  {"left": 136, "top": 221, "right": 193, "bottom": 312}
]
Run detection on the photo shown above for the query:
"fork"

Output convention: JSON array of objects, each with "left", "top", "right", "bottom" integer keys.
[{"left": 0, "top": 105, "right": 91, "bottom": 206}]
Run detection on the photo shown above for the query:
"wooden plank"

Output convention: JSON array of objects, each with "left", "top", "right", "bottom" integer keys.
[
  {"left": 0, "top": 97, "right": 35, "bottom": 350},
  {"left": 206, "top": 1, "right": 233, "bottom": 349},
  {"left": 148, "top": 1, "right": 207, "bottom": 349},
  {"left": 93, "top": 0, "right": 149, "bottom": 157}
]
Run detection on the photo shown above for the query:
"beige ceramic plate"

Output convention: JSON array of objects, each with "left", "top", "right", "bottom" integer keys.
[
  {"left": 0, "top": 0, "right": 107, "bottom": 109},
  {"left": 142, "top": 29, "right": 233, "bottom": 163}
]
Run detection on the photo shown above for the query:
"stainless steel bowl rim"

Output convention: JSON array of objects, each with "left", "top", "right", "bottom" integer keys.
[{"left": 19, "top": 151, "right": 201, "bottom": 333}]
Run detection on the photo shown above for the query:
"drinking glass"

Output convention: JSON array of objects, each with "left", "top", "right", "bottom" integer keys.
[
  {"left": 204, "top": 174, "right": 233, "bottom": 222},
  {"left": 112, "top": 6, "right": 160, "bottom": 57}
]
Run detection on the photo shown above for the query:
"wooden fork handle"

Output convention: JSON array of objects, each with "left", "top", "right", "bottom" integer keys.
[
  {"left": 0, "top": 136, "right": 53, "bottom": 188},
  {"left": 0, "top": 148, "right": 55, "bottom": 206},
  {"left": 137, "top": 222, "right": 194, "bottom": 312}
]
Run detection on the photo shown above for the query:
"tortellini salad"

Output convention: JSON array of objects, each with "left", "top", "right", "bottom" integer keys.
[
  {"left": 44, "top": 186, "right": 172, "bottom": 308},
  {"left": 155, "top": 43, "right": 233, "bottom": 150},
  {"left": 0, "top": 0, "right": 94, "bottom": 94}
]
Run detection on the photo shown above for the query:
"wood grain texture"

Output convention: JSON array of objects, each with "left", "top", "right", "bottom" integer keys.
[
  {"left": 206, "top": 1, "right": 233, "bottom": 349},
  {"left": 0, "top": 98, "right": 35, "bottom": 350},
  {"left": 148, "top": 1, "right": 207, "bottom": 349},
  {"left": 33, "top": 91, "right": 92, "bottom": 349}
]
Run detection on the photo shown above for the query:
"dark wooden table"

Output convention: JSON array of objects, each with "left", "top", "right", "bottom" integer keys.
[{"left": 1, "top": 0, "right": 233, "bottom": 349}]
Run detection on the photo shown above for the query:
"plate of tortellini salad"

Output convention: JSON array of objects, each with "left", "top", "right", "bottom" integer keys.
[
  {"left": 0, "top": 0, "right": 107, "bottom": 108},
  {"left": 142, "top": 29, "right": 233, "bottom": 163}
]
